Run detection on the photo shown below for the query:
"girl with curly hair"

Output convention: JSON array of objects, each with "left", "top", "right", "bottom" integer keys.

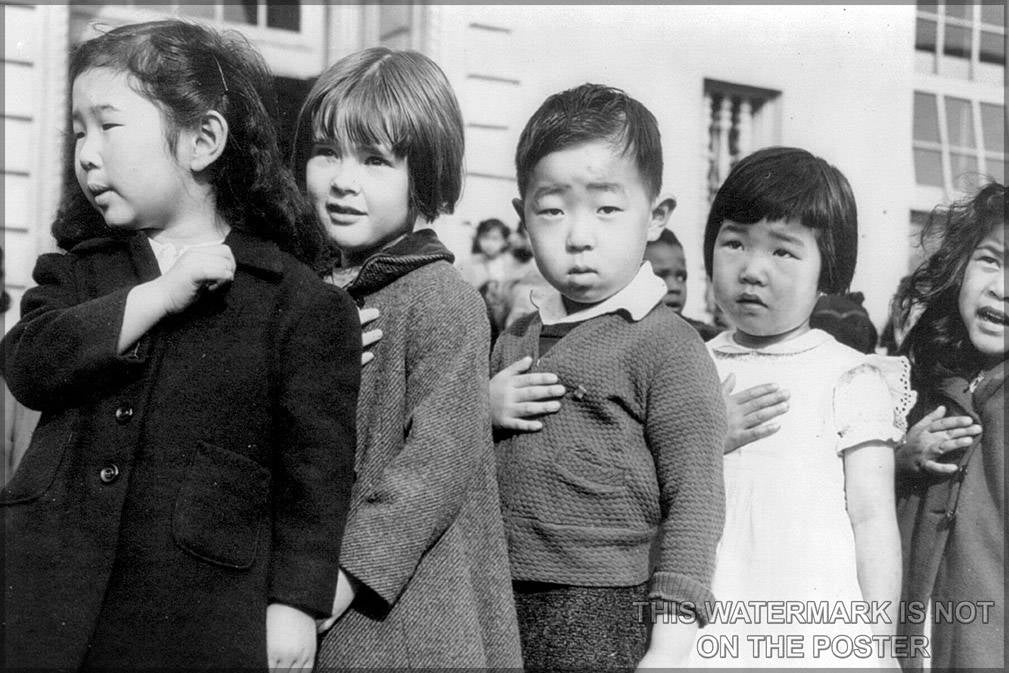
[
  {"left": 896, "top": 181, "right": 1005, "bottom": 671},
  {"left": 1, "top": 20, "right": 361, "bottom": 670}
]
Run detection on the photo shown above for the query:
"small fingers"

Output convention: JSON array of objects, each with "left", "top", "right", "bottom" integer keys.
[
  {"left": 515, "top": 384, "right": 566, "bottom": 402},
  {"left": 928, "top": 415, "right": 978, "bottom": 432},
  {"left": 921, "top": 460, "right": 959, "bottom": 476},
  {"left": 739, "top": 391, "right": 790, "bottom": 418},
  {"left": 358, "top": 306, "right": 380, "bottom": 326},
  {"left": 502, "top": 356, "right": 535, "bottom": 374},
  {"left": 741, "top": 422, "right": 781, "bottom": 444},
  {"left": 361, "top": 351, "right": 375, "bottom": 366},
  {"left": 938, "top": 436, "right": 976, "bottom": 452},
  {"left": 742, "top": 401, "right": 789, "bottom": 428},
  {"left": 514, "top": 400, "right": 562, "bottom": 417},
  {"left": 513, "top": 372, "right": 560, "bottom": 387},
  {"left": 734, "top": 382, "right": 784, "bottom": 405},
  {"left": 720, "top": 373, "right": 736, "bottom": 397},
  {"left": 361, "top": 328, "right": 383, "bottom": 349},
  {"left": 501, "top": 417, "right": 544, "bottom": 432}
]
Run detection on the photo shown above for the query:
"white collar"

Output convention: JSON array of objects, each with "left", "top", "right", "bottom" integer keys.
[
  {"left": 536, "top": 262, "right": 667, "bottom": 326},
  {"left": 147, "top": 236, "right": 226, "bottom": 274},
  {"left": 708, "top": 328, "right": 834, "bottom": 356}
]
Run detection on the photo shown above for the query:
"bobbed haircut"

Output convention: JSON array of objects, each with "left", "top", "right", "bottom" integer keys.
[
  {"left": 703, "top": 146, "right": 858, "bottom": 295},
  {"left": 472, "top": 218, "right": 511, "bottom": 253},
  {"left": 292, "top": 47, "right": 465, "bottom": 224},
  {"left": 54, "top": 20, "right": 325, "bottom": 264},
  {"left": 648, "top": 227, "right": 683, "bottom": 250},
  {"left": 898, "top": 181, "right": 1005, "bottom": 385},
  {"left": 514, "top": 83, "right": 663, "bottom": 200}
]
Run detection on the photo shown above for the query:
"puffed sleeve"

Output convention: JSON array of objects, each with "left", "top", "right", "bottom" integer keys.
[{"left": 834, "top": 355, "right": 916, "bottom": 454}]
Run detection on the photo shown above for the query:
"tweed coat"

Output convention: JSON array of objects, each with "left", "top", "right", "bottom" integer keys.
[
  {"left": 897, "top": 361, "right": 1005, "bottom": 670},
  {"left": 317, "top": 230, "right": 523, "bottom": 669},
  {"left": 1, "top": 230, "right": 360, "bottom": 670}
]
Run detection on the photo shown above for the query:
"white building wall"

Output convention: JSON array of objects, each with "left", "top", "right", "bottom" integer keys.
[
  {"left": 3, "top": 2, "right": 66, "bottom": 330},
  {"left": 438, "top": 4, "right": 917, "bottom": 325}
]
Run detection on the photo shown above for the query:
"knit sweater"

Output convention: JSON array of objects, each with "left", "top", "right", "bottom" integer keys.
[
  {"left": 491, "top": 306, "right": 726, "bottom": 622},
  {"left": 317, "top": 229, "right": 522, "bottom": 668}
]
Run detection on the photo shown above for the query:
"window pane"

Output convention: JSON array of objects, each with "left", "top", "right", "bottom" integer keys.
[
  {"left": 980, "top": 2, "right": 1005, "bottom": 26},
  {"left": 980, "top": 103, "right": 1005, "bottom": 152},
  {"left": 916, "top": 18, "right": 937, "bottom": 52},
  {"left": 179, "top": 4, "right": 214, "bottom": 19},
  {"left": 914, "top": 148, "right": 944, "bottom": 186},
  {"left": 267, "top": 1, "right": 300, "bottom": 31},
  {"left": 914, "top": 92, "right": 941, "bottom": 142},
  {"left": 943, "top": 2, "right": 971, "bottom": 19},
  {"left": 917, "top": 0, "right": 938, "bottom": 13},
  {"left": 943, "top": 24, "right": 972, "bottom": 59},
  {"left": 985, "top": 157, "right": 1005, "bottom": 183},
  {"left": 949, "top": 151, "right": 978, "bottom": 180},
  {"left": 945, "top": 97, "right": 976, "bottom": 148},
  {"left": 979, "top": 32, "right": 1005, "bottom": 66},
  {"left": 223, "top": 1, "right": 258, "bottom": 25}
]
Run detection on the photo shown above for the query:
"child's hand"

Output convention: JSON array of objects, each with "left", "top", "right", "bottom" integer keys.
[
  {"left": 315, "top": 567, "right": 359, "bottom": 634},
  {"left": 266, "top": 603, "right": 316, "bottom": 672},
  {"left": 489, "top": 355, "right": 565, "bottom": 432},
  {"left": 897, "top": 405, "right": 981, "bottom": 476},
  {"left": 358, "top": 307, "right": 382, "bottom": 366},
  {"left": 722, "top": 373, "right": 790, "bottom": 454},
  {"left": 152, "top": 245, "right": 235, "bottom": 314}
]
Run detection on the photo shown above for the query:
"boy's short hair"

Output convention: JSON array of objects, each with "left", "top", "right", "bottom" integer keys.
[
  {"left": 702, "top": 146, "right": 858, "bottom": 295},
  {"left": 514, "top": 83, "right": 663, "bottom": 199},
  {"left": 293, "top": 47, "right": 464, "bottom": 223},
  {"left": 648, "top": 228, "right": 682, "bottom": 250}
]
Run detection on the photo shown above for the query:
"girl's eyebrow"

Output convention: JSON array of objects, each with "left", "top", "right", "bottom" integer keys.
[
  {"left": 976, "top": 242, "right": 1005, "bottom": 256},
  {"left": 71, "top": 103, "right": 121, "bottom": 120}
]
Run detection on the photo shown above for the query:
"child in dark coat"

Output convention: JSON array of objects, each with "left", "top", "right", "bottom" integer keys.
[{"left": 1, "top": 21, "right": 360, "bottom": 670}]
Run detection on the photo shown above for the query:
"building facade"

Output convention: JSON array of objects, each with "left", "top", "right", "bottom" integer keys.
[{"left": 3, "top": 2, "right": 1005, "bottom": 328}]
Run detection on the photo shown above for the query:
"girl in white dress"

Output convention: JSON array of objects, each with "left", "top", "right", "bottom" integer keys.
[{"left": 691, "top": 147, "right": 911, "bottom": 668}]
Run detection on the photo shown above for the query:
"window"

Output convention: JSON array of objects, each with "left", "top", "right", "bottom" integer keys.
[
  {"left": 71, "top": 2, "right": 301, "bottom": 32},
  {"left": 703, "top": 80, "right": 781, "bottom": 202},
  {"left": 913, "top": 91, "right": 1004, "bottom": 191},
  {"left": 915, "top": 1, "right": 1005, "bottom": 81}
]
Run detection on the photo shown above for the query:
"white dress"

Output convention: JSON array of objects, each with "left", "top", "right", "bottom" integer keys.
[{"left": 690, "top": 329, "right": 913, "bottom": 669}]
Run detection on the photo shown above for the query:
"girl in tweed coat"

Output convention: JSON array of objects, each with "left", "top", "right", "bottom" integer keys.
[{"left": 292, "top": 48, "right": 522, "bottom": 668}]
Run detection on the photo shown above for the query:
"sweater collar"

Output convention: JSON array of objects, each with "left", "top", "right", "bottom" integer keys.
[
  {"left": 536, "top": 262, "right": 666, "bottom": 326},
  {"left": 344, "top": 228, "right": 454, "bottom": 298}
]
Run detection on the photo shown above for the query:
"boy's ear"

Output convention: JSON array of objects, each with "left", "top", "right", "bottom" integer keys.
[
  {"left": 511, "top": 198, "right": 525, "bottom": 226},
  {"left": 647, "top": 195, "right": 677, "bottom": 241},
  {"left": 187, "top": 110, "right": 229, "bottom": 173}
]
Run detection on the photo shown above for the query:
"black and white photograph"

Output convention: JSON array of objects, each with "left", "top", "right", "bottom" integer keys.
[{"left": 2, "top": 2, "right": 1005, "bottom": 670}]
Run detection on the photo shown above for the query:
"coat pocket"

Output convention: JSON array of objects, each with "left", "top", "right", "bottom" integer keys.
[
  {"left": 172, "top": 441, "right": 270, "bottom": 569},
  {"left": 0, "top": 418, "right": 71, "bottom": 505}
]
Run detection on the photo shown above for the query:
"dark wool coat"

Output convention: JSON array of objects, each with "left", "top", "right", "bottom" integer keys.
[
  {"left": 1, "top": 231, "right": 360, "bottom": 671},
  {"left": 316, "top": 230, "right": 523, "bottom": 669},
  {"left": 898, "top": 361, "right": 1004, "bottom": 671}
]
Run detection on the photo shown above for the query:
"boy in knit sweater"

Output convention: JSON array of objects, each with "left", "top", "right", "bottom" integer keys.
[{"left": 490, "top": 83, "right": 726, "bottom": 669}]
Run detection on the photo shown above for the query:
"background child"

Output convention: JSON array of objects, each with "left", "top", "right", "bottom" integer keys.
[
  {"left": 697, "top": 146, "right": 908, "bottom": 668},
  {"left": 461, "top": 217, "right": 515, "bottom": 289},
  {"left": 896, "top": 181, "right": 1005, "bottom": 671},
  {"left": 644, "top": 227, "right": 721, "bottom": 340},
  {"left": 490, "top": 83, "right": 726, "bottom": 669},
  {"left": 291, "top": 47, "right": 522, "bottom": 668},
  {"left": 0, "top": 21, "right": 360, "bottom": 670}
]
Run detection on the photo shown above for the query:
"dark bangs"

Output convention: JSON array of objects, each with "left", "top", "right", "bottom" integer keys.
[
  {"left": 292, "top": 48, "right": 464, "bottom": 223},
  {"left": 703, "top": 146, "right": 858, "bottom": 294}
]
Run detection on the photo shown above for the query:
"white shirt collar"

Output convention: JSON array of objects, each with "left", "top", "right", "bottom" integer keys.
[
  {"left": 536, "top": 261, "right": 667, "bottom": 325},
  {"left": 148, "top": 236, "right": 226, "bottom": 274}
]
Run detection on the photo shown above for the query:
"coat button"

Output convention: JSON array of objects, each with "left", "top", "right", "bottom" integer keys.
[
  {"left": 114, "top": 404, "right": 134, "bottom": 424},
  {"left": 99, "top": 464, "right": 121, "bottom": 484}
]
